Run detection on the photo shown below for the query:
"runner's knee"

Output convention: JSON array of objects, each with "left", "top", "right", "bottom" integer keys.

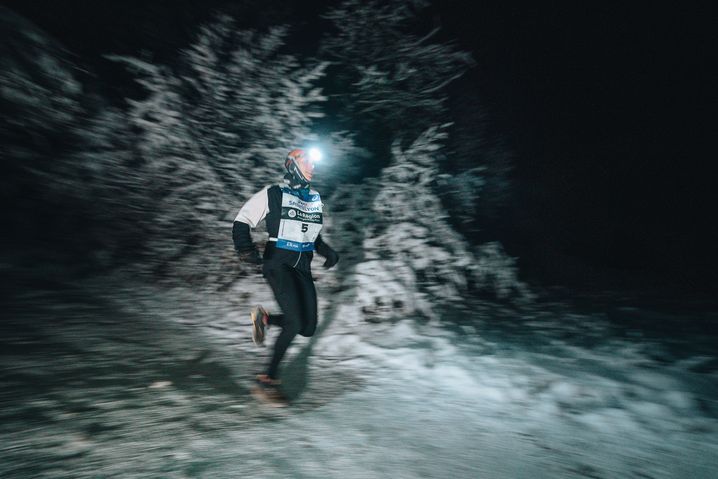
[
  {"left": 283, "top": 316, "right": 302, "bottom": 337},
  {"left": 299, "top": 322, "right": 316, "bottom": 337}
]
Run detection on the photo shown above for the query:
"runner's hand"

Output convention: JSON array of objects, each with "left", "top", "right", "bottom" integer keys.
[
  {"left": 237, "top": 249, "right": 263, "bottom": 265},
  {"left": 322, "top": 247, "right": 339, "bottom": 269},
  {"left": 314, "top": 235, "right": 339, "bottom": 269}
]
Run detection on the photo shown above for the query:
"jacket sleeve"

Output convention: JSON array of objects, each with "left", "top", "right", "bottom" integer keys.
[
  {"left": 232, "top": 222, "right": 254, "bottom": 253},
  {"left": 233, "top": 187, "right": 269, "bottom": 253}
]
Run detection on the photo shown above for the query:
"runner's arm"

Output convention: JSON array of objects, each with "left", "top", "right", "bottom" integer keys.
[{"left": 233, "top": 186, "right": 269, "bottom": 255}]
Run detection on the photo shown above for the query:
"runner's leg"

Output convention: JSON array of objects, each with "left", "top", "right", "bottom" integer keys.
[
  {"left": 295, "top": 268, "right": 318, "bottom": 337},
  {"left": 264, "top": 265, "right": 302, "bottom": 380}
]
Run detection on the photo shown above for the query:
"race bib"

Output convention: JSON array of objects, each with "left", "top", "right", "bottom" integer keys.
[{"left": 276, "top": 187, "right": 323, "bottom": 251}]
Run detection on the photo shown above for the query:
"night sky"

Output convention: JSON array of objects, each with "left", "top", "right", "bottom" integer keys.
[{"left": 4, "top": 0, "right": 716, "bottom": 294}]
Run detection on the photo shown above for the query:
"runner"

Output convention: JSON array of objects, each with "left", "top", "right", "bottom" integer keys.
[{"left": 232, "top": 148, "right": 339, "bottom": 406}]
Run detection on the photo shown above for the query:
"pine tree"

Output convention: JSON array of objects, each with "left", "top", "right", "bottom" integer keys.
[
  {"left": 177, "top": 16, "right": 327, "bottom": 198},
  {"left": 321, "top": 0, "right": 473, "bottom": 149},
  {"left": 0, "top": 7, "right": 95, "bottom": 268},
  {"left": 108, "top": 15, "right": 329, "bottom": 281},
  {"left": 438, "top": 89, "right": 515, "bottom": 237},
  {"left": 352, "top": 126, "right": 529, "bottom": 321},
  {"left": 319, "top": 1, "right": 527, "bottom": 313}
]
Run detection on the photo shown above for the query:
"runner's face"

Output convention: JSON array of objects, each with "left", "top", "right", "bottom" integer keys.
[{"left": 297, "top": 156, "right": 315, "bottom": 181}]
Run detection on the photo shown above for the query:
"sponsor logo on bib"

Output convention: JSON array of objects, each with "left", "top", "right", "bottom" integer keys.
[{"left": 277, "top": 187, "right": 323, "bottom": 252}]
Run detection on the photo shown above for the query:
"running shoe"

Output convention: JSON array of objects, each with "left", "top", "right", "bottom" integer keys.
[
  {"left": 252, "top": 374, "right": 288, "bottom": 407},
  {"left": 250, "top": 305, "right": 268, "bottom": 346}
]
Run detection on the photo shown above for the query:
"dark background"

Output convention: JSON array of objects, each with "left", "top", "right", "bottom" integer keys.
[
  {"left": 435, "top": 3, "right": 717, "bottom": 295},
  {"left": 3, "top": 0, "right": 716, "bottom": 296}
]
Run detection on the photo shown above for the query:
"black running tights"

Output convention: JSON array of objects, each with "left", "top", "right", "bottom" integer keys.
[{"left": 263, "top": 264, "right": 317, "bottom": 379}]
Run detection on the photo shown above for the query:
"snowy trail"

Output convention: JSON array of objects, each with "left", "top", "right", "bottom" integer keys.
[{"left": 1, "top": 285, "right": 717, "bottom": 478}]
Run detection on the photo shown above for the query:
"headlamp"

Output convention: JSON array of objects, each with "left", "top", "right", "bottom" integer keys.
[{"left": 308, "top": 147, "right": 323, "bottom": 163}]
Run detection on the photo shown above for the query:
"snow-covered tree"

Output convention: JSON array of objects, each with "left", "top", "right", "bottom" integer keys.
[
  {"left": 350, "top": 126, "right": 530, "bottom": 321},
  {"left": 0, "top": 7, "right": 100, "bottom": 269},
  {"left": 2, "top": 8, "right": 333, "bottom": 284},
  {"left": 2, "top": 4, "right": 526, "bottom": 306},
  {"left": 437, "top": 90, "right": 515, "bottom": 237},
  {"left": 318, "top": 2, "right": 526, "bottom": 313},
  {"left": 321, "top": 0, "right": 513, "bottom": 239},
  {"left": 108, "top": 15, "right": 329, "bottom": 281},
  {"left": 176, "top": 16, "right": 327, "bottom": 198},
  {"left": 321, "top": 0, "right": 473, "bottom": 148}
]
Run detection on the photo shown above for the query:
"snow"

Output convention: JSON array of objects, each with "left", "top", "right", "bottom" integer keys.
[
  {"left": 1, "top": 279, "right": 717, "bottom": 478},
  {"left": 3, "top": 6, "right": 714, "bottom": 477}
]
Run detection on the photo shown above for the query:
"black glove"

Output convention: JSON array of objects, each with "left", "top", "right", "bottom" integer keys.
[
  {"left": 237, "top": 248, "right": 263, "bottom": 265},
  {"left": 315, "top": 234, "right": 339, "bottom": 269},
  {"left": 322, "top": 247, "right": 339, "bottom": 269}
]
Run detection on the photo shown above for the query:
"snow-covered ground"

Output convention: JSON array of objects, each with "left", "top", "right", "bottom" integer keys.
[{"left": 1, "top": 278, "right": 717, "bottom": 478}]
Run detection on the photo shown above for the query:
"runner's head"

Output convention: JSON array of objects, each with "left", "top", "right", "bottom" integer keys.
[{"left": 285, "top": 149, "right": 315, "bottom": 186}]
